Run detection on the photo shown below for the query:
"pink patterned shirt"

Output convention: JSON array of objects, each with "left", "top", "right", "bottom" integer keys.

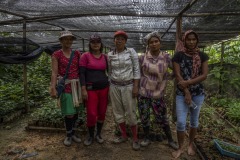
[
  {"left": 139, "top": 51, "right": 172, "bottom": 99},
  {"left": 52, "top": 49, "right": 81, "bottom": 93}
]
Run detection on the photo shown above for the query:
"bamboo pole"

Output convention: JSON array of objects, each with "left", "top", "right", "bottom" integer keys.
[{"left": 26, "top": 125, "right": 86, "bottom": 133}]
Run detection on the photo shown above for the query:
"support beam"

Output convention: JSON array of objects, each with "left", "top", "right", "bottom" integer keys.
[
  {"left": 41, "top": 22, "right": 65, "bottom": 30},
  {"left": 161, "top": 0, "right": 199, "bottom": 38},
  {"left": 22, "top": 19, "right": 29, "bottom": 113},
  {"left": 1, "top": 29, "right": 239, "bottom": 35},
  {"left": 176, "top": 17, "right": 183, "bottom": 40},
  {"left": 82, "top": 38, "right": 85, "bottom": 52},
  {"left": 219, "top": 42, "right": 225, "bottom": 95},
  {"left": 0, "top": 9, "right": 27, "bottom": 18},
  {"left": 1, "top": 11, "right": 240, "bottom": 26},
  {"left": 172, "top": 16, "right": 183, "bottom": 122},
  {"left": 178, "top": 0, "right": 199, "bottom": 15}
]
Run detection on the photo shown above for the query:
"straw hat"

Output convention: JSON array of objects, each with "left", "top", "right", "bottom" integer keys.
[{"left": 59, "top": 30, "right": 76, "bottom": 40}]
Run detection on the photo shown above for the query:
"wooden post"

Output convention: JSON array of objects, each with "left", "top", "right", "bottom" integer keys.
[
  {"left": 23, "top": 19, "right": 29, "bottom": 112},
  {"left": 219, "top": 42, "right": 224, "bottom": 95},
  {"left": 220, "top": 42, "right": 224, "bottom": 66},
  {"left": 172, "top": 16, "right": 182, "bottom": 122},
  {"left": 82, "top": 38, "right": 85, "bottom": 52}
]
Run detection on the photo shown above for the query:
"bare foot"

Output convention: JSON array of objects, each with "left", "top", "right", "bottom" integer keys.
[
  {"left": 187, "top": 145, "right": 196, "bottom": 156},
  {"left": 172, "top": 149, "right": 184, "bottom": 159}
]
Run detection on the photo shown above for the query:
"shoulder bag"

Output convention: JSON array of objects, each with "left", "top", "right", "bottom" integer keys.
[{"left": 56, "top": 50, "right": 75, "bottom": 98}]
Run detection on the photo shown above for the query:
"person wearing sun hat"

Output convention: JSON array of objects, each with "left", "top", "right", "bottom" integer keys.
[
  {"left": 138, "top": 31, "right": 178, "bottom": 150},
  {"left": 58, "top": 30, "right": 77, "bottom": 41},
  {"left": 79, "top": 34, "right": 109, "bottom": 146},
  {"left": 107, "top": 30, "right": 141, "bottom": 151},
  {"left": 50, "top": 30, "right": 82, "bottom": 146}
]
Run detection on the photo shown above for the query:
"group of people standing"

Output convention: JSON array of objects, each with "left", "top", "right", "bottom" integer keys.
[{"left": 49, "top": 29, "right": 208, "bottom": 159}]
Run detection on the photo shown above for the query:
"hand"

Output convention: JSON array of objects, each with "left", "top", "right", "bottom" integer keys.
[
  {"left": 178, "top": 80, "right": 189, "bottom": 89},
  {"left": 132, "top": 86, "right": 138, "bottom": 98},
  {"left": 184, "top": 92, "right": 192, "bottom": 105},
  {"left": 50, "top": 87, "right": 57, "bottom": 99},
  {"left": 82, "top": 88, "right": 88, "bottom": 100},
  {"left": 183, "top": 88, "right": 191, "bottom": 105}
]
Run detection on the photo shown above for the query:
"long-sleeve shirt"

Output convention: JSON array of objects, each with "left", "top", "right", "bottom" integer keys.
[
  {"left": 107, "top": 48, "right": 140, "bottom": 82},
  {"left": 79, "top": 52, "right": 109, "bottom": 90}
]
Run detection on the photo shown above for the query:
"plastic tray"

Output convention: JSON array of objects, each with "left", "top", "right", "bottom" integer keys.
[{"left": 213, "top": 139, "right": 240, "bottom": 159}]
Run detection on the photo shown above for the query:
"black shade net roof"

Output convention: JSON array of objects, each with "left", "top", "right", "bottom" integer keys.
[
  {"left": 0, "top": 0, "right": 240, "bottom": 53},
  {"left": 0, "top": 37, "right": 43, "bottom": 64}
]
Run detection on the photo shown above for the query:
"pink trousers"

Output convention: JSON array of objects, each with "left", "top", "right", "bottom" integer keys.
[{"left": 85, "top": 87, "right": 109, "bottom": 127}]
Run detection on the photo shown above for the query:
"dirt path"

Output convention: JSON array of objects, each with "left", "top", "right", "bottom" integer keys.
[{"left": 0, "top": 107, "right": 201, "bottom": 160}]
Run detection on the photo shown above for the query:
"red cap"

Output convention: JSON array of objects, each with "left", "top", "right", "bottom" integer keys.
[{"left": 114, "top": 30, "right": 128, "bottom": 39}]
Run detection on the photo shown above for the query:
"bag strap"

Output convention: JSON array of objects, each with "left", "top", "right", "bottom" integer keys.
[
  {"left": 104, "top": 54, "right": 108, "bottom": 72},
  {"left": 63, "top": 50, "right": 75, "bottom": 80}
]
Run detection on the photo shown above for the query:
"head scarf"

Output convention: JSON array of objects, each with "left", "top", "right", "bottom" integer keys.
[
  {"left": 143, "top": 31, "right": 161, "bottom": 53},
  {"left": 176, "top": 30, "right": 201, "bottom": 78},
  {"left": 144, "top": 31, "right": 161, "bottom": 44}
]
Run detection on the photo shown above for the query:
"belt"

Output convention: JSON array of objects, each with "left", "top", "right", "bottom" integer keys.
[{"left": 110, "top": 80, "right": 133, "bottom": 86}]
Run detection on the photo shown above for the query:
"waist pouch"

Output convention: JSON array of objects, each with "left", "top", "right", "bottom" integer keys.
[{"left": 86, "top": 81, "right": 109, "bottom": 90}]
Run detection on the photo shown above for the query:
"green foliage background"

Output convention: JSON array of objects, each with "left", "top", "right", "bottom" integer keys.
[
  {"left": 0, "top": 35, "right": 239, "bottom": 125},
  {"left": 0, "top": 53, "right": 52, "bottom": 117},
  {"left": 203, "top": 36, "right": 240, "bottom": 124}
]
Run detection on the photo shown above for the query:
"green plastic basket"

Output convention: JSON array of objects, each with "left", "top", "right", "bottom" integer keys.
[{"left": 213, "top": 139, "right": 240, "bottom": 159}]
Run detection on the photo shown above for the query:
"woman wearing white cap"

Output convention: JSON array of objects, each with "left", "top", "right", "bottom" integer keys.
[{"left": 50, "top": 30, "right": 82, "bottom": 146}]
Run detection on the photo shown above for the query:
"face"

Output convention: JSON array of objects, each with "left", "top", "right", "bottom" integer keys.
[
  {"left": 185, "top": 33, "right": 198, "bottom": 50},
  {"left": 148, "top": 37, "right": 161, "bottom": 52},
  {"left": 90, "top": 41, "right": 101, "bottom": 51},
  {"left": 114, "top": 35, "right": 126, "bottom": 50},
  {"left": 60, "top": 36, "right": 74, "bottom": 48}
]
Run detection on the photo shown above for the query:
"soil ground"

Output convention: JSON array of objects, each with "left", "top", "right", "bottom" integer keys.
[{"left": 0, "top": 106, "right": 201, "bottom": 160}]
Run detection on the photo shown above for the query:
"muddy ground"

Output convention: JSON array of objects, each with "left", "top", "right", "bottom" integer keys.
[{"left": 0, "top": 106, "right": 201, "bottom": 160}]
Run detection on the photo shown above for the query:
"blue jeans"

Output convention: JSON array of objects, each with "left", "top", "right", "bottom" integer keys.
[{"left": 176, "top": 95, "right": 204, "bottom": 131}]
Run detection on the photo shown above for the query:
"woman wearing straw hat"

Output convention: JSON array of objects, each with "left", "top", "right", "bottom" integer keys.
[{"left": 50, "top": 30, "right": 82, "bottom": 146}]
